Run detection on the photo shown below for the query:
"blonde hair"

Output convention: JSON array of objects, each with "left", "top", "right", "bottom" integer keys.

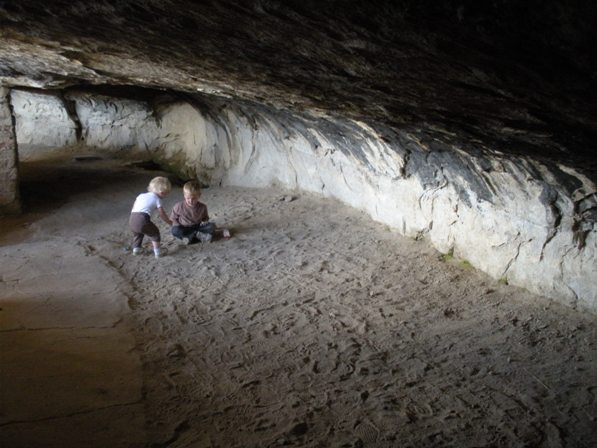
[
  {"left": 147, "top": 176, "right": 172, "bottom": 195},
  {"left": 183, "top": 180, "right": 201, "bottom": 196}
]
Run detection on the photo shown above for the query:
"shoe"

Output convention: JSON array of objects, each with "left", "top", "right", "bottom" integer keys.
[
  {"left": 132, "top": 247, "right": 143, "bottom": 255},
  {"left": 154, "top": 247, "right": 168, "bottom": 259},
  {"left": 186, "top": 232, "right": 199, "bottom": 245},
  {"left": 197, "top": 232, "right": 212, "bottom": 243}
]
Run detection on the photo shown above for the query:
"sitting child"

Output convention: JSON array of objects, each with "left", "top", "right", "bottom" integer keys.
[{"left": 170, "top": 180, "right": 215, "bottom": 244}]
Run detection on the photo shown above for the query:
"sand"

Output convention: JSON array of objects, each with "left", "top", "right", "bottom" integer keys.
[{"left": 1, "top": 156, "right": 596, "bottom": 448}]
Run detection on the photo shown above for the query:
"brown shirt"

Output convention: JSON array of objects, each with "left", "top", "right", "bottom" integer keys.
[{"left": 170, "top": 201, "right": 209, "bottom": 226}]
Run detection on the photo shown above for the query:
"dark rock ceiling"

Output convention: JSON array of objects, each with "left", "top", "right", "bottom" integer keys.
[{"left": 1, "top": 0, "right": 596, "bottom": 178}]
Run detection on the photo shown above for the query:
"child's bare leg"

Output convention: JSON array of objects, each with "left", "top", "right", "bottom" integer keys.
[{"left": 151, "top": 240, "right": 164, "bottom": 258}]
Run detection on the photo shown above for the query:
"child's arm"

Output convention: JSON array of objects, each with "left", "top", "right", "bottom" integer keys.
[
  {"left": 158, "top": 206, "right": 173, "bottom": 226},
  {"left": 170, "top": 206, "right": 180, "bottom": 226}
]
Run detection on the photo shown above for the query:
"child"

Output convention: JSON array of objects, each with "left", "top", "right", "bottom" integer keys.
[
  {"left": 129, "top": 176, "right": 173, "bottom": 258},
  {"left": 170, "top": 180, "right": 215, "bottom": 244}
]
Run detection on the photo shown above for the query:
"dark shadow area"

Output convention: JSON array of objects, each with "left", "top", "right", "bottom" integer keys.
[
  {"left": 17, "top": 157, "right": 167, "bottom": 214},
  {"left": 0, "top": 295, "right": 144, "bottom": 447},
  {"left": 2, "top": 1, "right": 596, "bottom": 178}
]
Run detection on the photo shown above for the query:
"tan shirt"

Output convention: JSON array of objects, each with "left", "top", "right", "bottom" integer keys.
[{"left": 170, "top": 201, "right": 209, "bottom": 226}]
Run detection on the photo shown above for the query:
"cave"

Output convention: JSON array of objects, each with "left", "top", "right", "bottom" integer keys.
[{"left": 0, "top": 1, "right": 595, "bottom": 447}]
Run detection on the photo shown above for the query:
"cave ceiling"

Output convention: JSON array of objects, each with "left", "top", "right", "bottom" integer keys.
[{"left": 1, "top": 0, "right": 596, "bottom": 178}]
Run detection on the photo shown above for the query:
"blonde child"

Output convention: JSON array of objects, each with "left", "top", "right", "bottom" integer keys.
[
  {"left": 170, "top": 180, "right": 215, "bottom": 244},
  {"left": 129, "top": 176, "right": 173, "bottom": 258}
]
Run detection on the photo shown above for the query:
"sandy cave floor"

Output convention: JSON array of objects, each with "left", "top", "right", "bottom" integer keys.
[{"left": 0, "top": 157, "right": 596, "bottom": 448}]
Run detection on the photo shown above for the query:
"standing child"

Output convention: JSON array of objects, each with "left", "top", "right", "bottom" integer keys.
[
  {"left": 129, "top": 176, "right": 173, "bottom": 258},
  {"left": 170, "top": 180, "right": 215, "bottom": 244}
]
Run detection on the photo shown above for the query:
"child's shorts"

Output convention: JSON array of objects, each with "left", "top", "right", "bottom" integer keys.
[{"left": 129, "top": 212, "right": 161, "bottom": 242}]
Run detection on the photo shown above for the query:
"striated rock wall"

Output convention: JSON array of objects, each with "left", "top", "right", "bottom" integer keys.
[
  {"left": 10, "top": 89, "right": 78, "bottom": 160},
  {"left": 0, "top": 87, "right": 20, "bottom": 214},
  {"left": 11, "top": 88, "right": 597, "bottom": 310}
]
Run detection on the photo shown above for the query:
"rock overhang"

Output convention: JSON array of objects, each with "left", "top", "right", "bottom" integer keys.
[{"left": 1, "top": 0, "right": 596, "bottom": 176}]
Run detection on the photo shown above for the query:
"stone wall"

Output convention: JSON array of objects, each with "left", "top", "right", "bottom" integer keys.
[
  {"left": 10, "top": 88, "right": 597, "bottom": 310},
  {"left": 10, "top": 89, "right": 79, "bottom": 161},
  {"left": 0, "top": 87, "right": 20, "bottom": 214}
]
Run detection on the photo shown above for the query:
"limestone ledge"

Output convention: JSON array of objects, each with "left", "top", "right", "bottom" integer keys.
[{"left": 10, "top": 89, "right": 597, "bottom": 311}]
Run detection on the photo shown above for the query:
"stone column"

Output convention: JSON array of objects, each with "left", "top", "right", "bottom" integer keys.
[{"left": 0, "top": 86, "right": 20, "bottom": 214}]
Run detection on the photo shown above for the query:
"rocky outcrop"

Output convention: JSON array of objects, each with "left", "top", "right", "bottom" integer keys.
[
  {"left": 0, "top": 87, "right": 19, "bottom": 214},
  {"left": 10, "top": 88, "right": 596, "bottom": 310}
]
